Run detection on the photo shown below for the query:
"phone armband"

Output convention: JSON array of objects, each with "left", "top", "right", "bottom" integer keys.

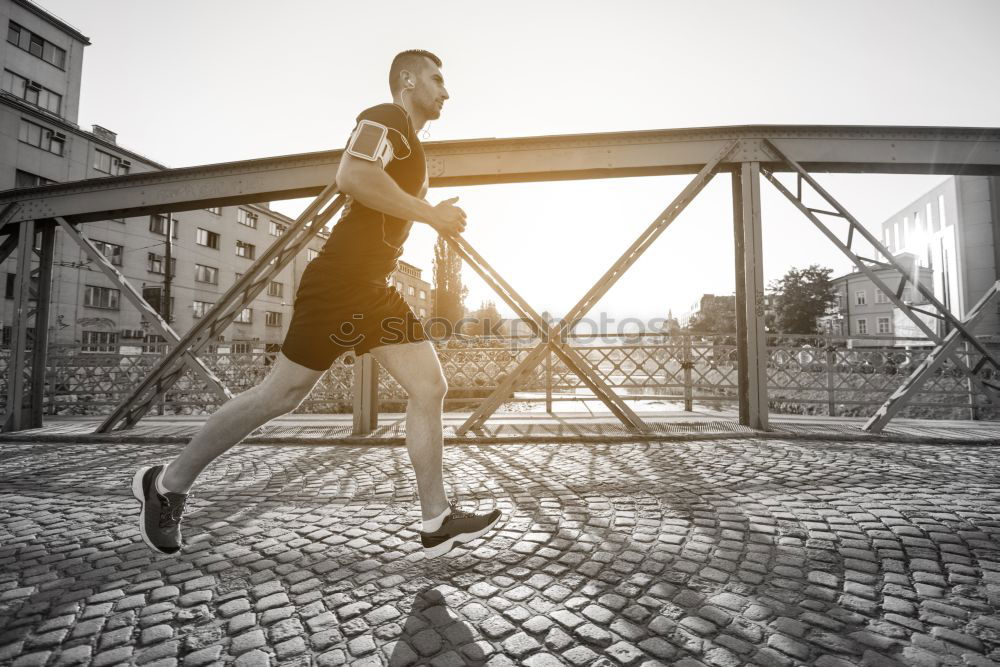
[{"left": 346, "top": 120, "right": 394, "bottom": 168}]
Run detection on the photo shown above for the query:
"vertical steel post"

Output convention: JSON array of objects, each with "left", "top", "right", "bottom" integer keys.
[
  {"left": 4, "top": 220, "right": 35, "bottom": 431},
  {"left": 163, "top": 214, "right": 173, "bottom": 324},
  {"left": 352, "top": 354, "right": 379, "bottom": 435},
  {"left": 825, "top": 344, "right": 837, "bottom": 417},
  {"left": 545, "top": 349, "right": 553, "bottom": 413},
  {"left": 683, "top": 334, "right": 693, "bottom": 412},
  {"left": 732, "top": 171, "right": 750, "bottom": 424},
  {"left": 28, "top": 221, "right": 55, "bottom": 428},
  {"left": 964, "top": 341, "right": 976, "bottom": 421},
  {"left": 738, "top": 162, "right": 769, "bottom": 430}
]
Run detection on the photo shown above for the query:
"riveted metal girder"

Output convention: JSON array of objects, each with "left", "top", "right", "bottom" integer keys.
[{"left": 0, "top": 125, "right": 998, "bottom": 226}]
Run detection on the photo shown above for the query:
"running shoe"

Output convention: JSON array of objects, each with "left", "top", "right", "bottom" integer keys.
[
  {"left": 420, "top": 503, "right": 502, "bottom": 558},
  {"left": 131, "top": 464, "right": 187, "bottom": 554}
]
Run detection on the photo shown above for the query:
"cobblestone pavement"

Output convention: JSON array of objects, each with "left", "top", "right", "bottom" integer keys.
[{"left": 1, "top": 439, "right": 999, "bottom": 667}]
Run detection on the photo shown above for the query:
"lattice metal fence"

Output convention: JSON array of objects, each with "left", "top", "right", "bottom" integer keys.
[{"left": 1, "top": 333, "right": 996, "bottom": 419}]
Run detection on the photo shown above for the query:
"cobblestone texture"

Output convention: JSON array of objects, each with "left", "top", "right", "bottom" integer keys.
[{"left": 1, "top": 438, "right": 999, "bottom": 665}]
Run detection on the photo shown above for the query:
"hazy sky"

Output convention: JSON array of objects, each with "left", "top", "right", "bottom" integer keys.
[{"left": 39, "top": 0, "right": 1000, "bottom": 322}]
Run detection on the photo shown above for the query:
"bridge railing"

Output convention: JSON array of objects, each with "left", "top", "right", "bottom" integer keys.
[{"left": 1, "top": 332, "right": 996, "bottom": 421}]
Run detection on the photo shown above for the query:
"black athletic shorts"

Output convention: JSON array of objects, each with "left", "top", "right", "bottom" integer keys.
[{"left": 281, "top": 268, "right": 427, "bottom": 371}]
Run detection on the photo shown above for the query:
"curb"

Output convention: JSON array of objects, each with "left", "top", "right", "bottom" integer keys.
[{"left": 1, "top": 431, "right": 997, "bottom": 447}]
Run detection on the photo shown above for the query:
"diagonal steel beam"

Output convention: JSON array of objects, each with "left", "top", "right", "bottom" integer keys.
[
  {"left": 0, "top": 202, "right": 21, "bottom": 231},
  {"left": 864, "top": 281, "right": 1000, "bottom": 433},
  {"left": 96, "top": 183, "right": 346, "bottom": 432},
  {"left": 454, "top": 140, "right": 739, "bottom": 435},
  {"left": 56, "top": 217, "right": 233, "bottom": 404},
  {"left": 760, "top": 141, "right": 999, "bottom": 422},
  {"left": 763, "top": 139, "right": 1000, "bottom": 375},
  {"left": 444, "top": 234, "right": 648, "bottom": 432},
  {"left": 764, "top": 171, "right": 997, "bottom": 407},
  {"left": 0, "top": 232, "right": 19, "bottom": 265}
]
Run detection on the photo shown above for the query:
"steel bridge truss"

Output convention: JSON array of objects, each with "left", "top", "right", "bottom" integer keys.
[
  {"left": 1, "top": 125, "right": 999, "bottom": 435},
  {"left": 758, "top": 140, "right": 1000, "bottom": 431}
]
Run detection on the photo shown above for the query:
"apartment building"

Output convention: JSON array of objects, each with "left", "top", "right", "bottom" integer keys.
[
  {"left": 391, "top": 260, "right": 431, "bottom": 318},
  {"left": 821, "top": 253, "right": 936, "bottom": 347},
  {"left": 1, "top": 0, "right": 428, "bottom": 356},
  {"left": 879, "top": 176, "right": 1000, "bottom": 339}
]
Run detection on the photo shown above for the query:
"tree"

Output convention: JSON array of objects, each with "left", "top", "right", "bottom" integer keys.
[
  {"left": 687, "top": 295, "right": 736, "bottom": 333},
  {"left": 769, "top": 264, "right": 836, "bottom": 334},
  {"left": 432, "top": 236, "right": 467, "bottom": 328}
]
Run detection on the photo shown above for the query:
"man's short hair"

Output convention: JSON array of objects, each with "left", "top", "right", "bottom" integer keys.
[{"left": 389, "top": 49, "right": 442, "bottom": 95}]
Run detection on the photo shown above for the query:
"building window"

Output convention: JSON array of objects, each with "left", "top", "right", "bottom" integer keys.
[
  {"left": 266, "top": 281, "right": 283, "bottom": 297},
  {"left": 205, "top": 206, "right": 222, "bottom": 215},
  {"left": 306, "top": 248, "right": 319, "bottom": 262},
  {"left": 269, "top": 221, "right": 286, "bottom": 236},
  {"left": 883, "top": 227, "right": 890, "bottom": 248},
  {"left": 14, "top": 169, "right": 55, "bottom": 188},
  {"left": 407, "top": 286, "right": 415, "bottom": 297},
  {"left": 146, "top": 252, "right": 176, "bottom": 275},
  {"left": 141, "top": 287, "right": 173, "bottom": 319},
  {"left": 81, "top": 331, "right": 117, "bottom": 353},
  {"left": 142, "top": 334, "right": 168, "bottom": 354},
  {"left": 235, "top": 240, "right": 256, "bottom": 260},
  {"left": 265, "top": 311, "right": 282, "bottom": 327},
  {"left": 235, "top": 308, "right": 252, "bottom": 324},
  {"left": 419, "top": 307, "right": 427, "bottom": 317},
  {"left": 84, "top": 285, "right": 120, "bottom": 310},
  {"left": 192, "top": 300, "right": 213, "bottom": 319},
  {"left": 196, "top": 228, "right": 219, "bottom": 249},
  {"left": 19, "top": 118, "right": 64, "bottom": 155},
  {"left": 89, "top": 239, "right": 123, "bottom": 266},
  {"left": 2, "top": 69, "right": 62, "bottom": 115},
  {"left": 195, "top": 264, "right": 219, "bottom": 284},
  {"left": 927, "top": 202, "right": 936, "bottom": 233},
  {"left": 419, "top": 289, "right": 427, "bottom": 300},
  {"left": 855, "top": 290, "right": 867, "bottom": 306},
  {"left": 148, "top": 214, "right": 178, "bottom": 237},
  {"left": 395, "top": 280, "right": 404, "bottom": 291},
  {"left": 7, "top": 22, "right": 66, "bottom": 69},
  {"left": 237, "top": 209, "right": 258, "bottom": 228},
  {"left": 5, "top": 272, "right": 38, "bottom": 299},
  {"left": 856, "top": 318, "right": 868, "bottom": 335},
  {"left": 231, "top": 341, "right": 253, "bottom": 354},
  {"left": 93, "top": 149, "right": 130, "bottom": 176},
  {"left": 1, "top": 325, "right": 35, "bottom": 346},
  {"left": 874, "top": 290, "right": 889, "bottom": 305},
  {"left": 938, "top": 194, "right": 947, "bottom": 228},
  {"left": 877, "top": 317, "right": 891, "bottom": 334}
]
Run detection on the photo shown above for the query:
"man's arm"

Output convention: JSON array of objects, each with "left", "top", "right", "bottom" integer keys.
[{"left": 336, "top": 154, "right": 466, "bottom": 235}]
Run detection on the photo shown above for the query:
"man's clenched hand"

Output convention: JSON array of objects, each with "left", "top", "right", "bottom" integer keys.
[{"left": 428, "top": 196, "right": 467, "bottom": 236}]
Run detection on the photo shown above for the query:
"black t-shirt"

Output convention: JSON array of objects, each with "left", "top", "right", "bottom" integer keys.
[{"left": 319, "top": 103, "right": 427, "bottom": 281}]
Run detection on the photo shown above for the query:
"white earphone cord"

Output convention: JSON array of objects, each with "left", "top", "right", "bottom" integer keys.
[{"left": 400, "top": 84, "right": 430, "bottom": 141}]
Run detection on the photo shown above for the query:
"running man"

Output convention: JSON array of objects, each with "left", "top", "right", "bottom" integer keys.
[{"left": 132, "top": 50, "right": 501, "bottom": 558}]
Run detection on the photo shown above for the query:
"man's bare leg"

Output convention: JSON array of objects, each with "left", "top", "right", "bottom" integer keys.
[
  {"left": 160, "top": 352, "right": 325, "bottom": 493},
  {"left": 369, "top": 341, "right": 450, "bottom": 521}
]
